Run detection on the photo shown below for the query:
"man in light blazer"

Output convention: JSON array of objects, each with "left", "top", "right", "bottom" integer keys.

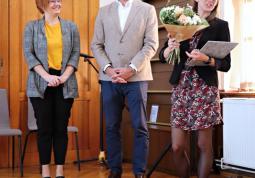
[{"left": 91, "top": 0, "right": 158, "bottom": 178}]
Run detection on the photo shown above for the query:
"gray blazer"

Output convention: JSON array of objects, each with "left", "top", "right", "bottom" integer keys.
[
  {"left": 23, "top": 17, "right": 80, "bottom": 99},
  {"left": 91, "top": 0, "right": 159, "bottom": 81}
]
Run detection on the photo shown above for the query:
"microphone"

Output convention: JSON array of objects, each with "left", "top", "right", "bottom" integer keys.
[
  {"left": 80, "top": 53, "right": 99, "bottom": 73},
  {"left": 80, "top": 53, "right": 94, "bottom": 59}
]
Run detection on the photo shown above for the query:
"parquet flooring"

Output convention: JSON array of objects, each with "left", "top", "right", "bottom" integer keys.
[{"left": 0, "top": 161, "right": 254, "bottom": 178}]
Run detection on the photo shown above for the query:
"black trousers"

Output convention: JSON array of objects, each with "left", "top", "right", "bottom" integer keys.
[{"left": 30, "top": 70, "right": 74, "bottom": 165}]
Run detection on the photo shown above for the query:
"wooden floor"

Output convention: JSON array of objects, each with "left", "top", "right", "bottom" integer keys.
[{"left": 0, "top": 161, "right": 254, "bottom": 178}]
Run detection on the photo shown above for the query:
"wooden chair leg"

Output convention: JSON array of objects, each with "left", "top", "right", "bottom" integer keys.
[
  {"left": 18, "top": 135, "right": 23, "bottom": 177},
  {"left": 12, "top": 136, "right": 15, "bottom": 170}
]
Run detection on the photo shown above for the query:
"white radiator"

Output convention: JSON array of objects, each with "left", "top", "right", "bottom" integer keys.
[{"left": 222, "top": 98, "right": 255, "bottom": 170}]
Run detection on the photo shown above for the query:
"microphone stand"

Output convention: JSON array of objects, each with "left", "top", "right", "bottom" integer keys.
[{"left": 78, "top": 53, "right": 108, "bottom": 168}]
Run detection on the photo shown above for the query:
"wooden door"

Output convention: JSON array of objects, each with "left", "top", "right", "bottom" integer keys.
[
  {"left": 0, "top": 0, "right": 10, "bottom": 168},
  {"left": 7, "top": 0, "right": 100, "bottom": 166},
  {"left": 0, "top": 0, "right": 9, "bottom": 89}
]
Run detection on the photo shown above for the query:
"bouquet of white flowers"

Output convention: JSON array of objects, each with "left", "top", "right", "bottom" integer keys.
[{"left": 160, "top": 4, "right": 209, "bottom": 64}]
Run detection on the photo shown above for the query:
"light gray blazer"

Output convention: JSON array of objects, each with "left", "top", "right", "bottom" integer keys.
[
  {"left": 23, "top": 17, "right": 80, "bottom": 99},
  {"left": 91, "top": 0, "right": 159, "bottom": 81}
]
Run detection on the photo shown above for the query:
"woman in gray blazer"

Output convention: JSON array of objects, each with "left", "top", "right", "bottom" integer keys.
[{"left": 23, "top": 0, "right": 80, "bottom": 177}]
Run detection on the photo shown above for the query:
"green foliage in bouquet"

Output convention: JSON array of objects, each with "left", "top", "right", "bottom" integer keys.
[
  {"left": 183, "top": 6, "right": 195, "bottom": 17},
  {"left": 167, "top": 48, "right": 180, "bottom": 65},
  {"left": 159, "top": 5, "right": 179, "bottom": 25}
]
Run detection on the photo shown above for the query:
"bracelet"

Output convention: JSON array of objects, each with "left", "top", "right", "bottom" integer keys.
[{"left": 203, "top": 56, "right": 212, "bottom": 65}]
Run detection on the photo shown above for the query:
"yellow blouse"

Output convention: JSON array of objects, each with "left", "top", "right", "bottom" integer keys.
[{"left": 45, "top": 22, "right": 63, "bottom": 70}]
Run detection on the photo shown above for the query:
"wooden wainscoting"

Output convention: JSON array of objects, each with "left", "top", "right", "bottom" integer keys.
[{"left": 0, "top": 0, "right": 100, "bottom": 167}]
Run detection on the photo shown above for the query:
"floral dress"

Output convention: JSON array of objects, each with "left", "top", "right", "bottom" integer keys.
[{"left": 171, "top": 34, "right": 222, "bottom": 131}]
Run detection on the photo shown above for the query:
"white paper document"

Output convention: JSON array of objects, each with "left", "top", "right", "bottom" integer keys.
[
  {"left": 149, "top": 105, "right": 159, "bottom": 123},
  {"left": 187, "top": 41, "right": 238, "bottom": 66}
]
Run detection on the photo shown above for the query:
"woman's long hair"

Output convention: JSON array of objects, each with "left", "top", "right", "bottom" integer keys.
[{"left": 193, "top": 1, "right": 219, "bottom": 22}]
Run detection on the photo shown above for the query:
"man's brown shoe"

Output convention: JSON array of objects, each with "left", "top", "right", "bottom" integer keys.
[{"left": 108, "top": 171, "right": 122, "bottom": 178}]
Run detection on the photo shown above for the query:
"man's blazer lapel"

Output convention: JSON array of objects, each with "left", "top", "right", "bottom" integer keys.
[
  {"left": 121, "top": 0, "right": 142, "bottom": 39},
  {"left": 111, "top": 2, "right": 122, "bottom": 36}
]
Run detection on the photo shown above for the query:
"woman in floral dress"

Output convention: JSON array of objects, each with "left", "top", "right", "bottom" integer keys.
[{"left": 159, "top": 0, "right": 231, "bottom": 177}]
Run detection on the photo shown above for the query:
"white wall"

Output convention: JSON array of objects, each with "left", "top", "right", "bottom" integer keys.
[{"left": 100, "top": 0, "right": 115, "bottom": 7}]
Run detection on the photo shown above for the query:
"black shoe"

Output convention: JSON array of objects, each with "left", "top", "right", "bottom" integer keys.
[
  {"left": 135, "top": 174, "right": 145, "bottom": 178},
  {"left": 43, "top": 177, "right": 51, "bottom": 178},
  {"left": 108, "top": 171, "right": 122, "bottom": 178},
  {"left": 55, "top": 176, "right": 64, "bottom": 178}
]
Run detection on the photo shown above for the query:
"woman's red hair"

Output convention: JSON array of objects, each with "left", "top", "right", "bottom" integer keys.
[{"left": 35, "top": 0, "right": 48, "bottom": 14}]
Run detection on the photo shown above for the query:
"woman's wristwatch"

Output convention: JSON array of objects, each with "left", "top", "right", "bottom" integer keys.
[{"left": 204, "top": 56, "right": 212, "bottom": 64}]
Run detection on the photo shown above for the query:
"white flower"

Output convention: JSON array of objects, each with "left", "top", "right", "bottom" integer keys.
[
  {"left": 177, "top": 14, "right": 189, "bottom": 25},
  {"left": 163, "top": 6, "right": 175, "bottom": 12},
  {"left": 192, "top": 14, "right": 202, "bottom": 25},
  {"left": 161, "top": 7, "right": 166, "bottom": 11},
  {"left": 186, "top": 16, "right": 193, "bottom": 25},
  {"left": 174, "top": 6, "right": 184, "bottom": 17},
  {"left": 168, "top": 6, "right": 175, "bottom": 11}
]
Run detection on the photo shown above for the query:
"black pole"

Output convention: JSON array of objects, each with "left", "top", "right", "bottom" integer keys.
[
  {"left": 146, "top": 142, "right": 172, "bottom": 178},
  {"left": 80, "top": 53, "right": 108, "bottom": 167}
]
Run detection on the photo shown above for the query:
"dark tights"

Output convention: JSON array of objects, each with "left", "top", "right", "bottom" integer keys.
[{"left": 171, "top": 127, "right": 213, "bottom": 178}]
